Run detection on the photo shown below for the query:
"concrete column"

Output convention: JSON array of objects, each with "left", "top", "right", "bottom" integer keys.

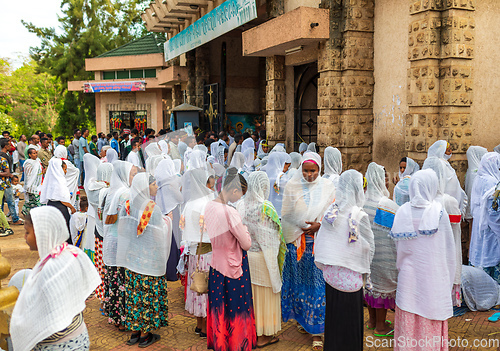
[
  {"left": 265, "top": 56, "right": 286, "bottom": 145},
  {"left": 195, "top": 45, "right": 210, "bottom": 108},
  {"left": 186, "top": 50, "right": 196, "bottom": 106},
  {"left": 407, "top": 0, "right": 475, "bottom": 181}
]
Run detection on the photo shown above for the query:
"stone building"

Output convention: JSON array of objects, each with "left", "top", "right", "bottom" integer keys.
[{"left": 71, "top": 0, "right": 499, "bottom": 179}]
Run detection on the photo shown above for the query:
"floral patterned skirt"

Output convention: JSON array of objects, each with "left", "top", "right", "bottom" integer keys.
[
  {"left": 94, "top": 232, "right": 105, "bottom": 301},
  {"left": 103, "top": 266, "right": 126, "bottom": 326},
  {"left": 185, "top": 252, "right": 212, "bottom": 318},
  {"left": 124, "top": 270, "right": 169, "bottom": 333}
]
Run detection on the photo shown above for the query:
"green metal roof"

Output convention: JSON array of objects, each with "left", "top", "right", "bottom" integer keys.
[{"left": 97, "top": 33, "right": 166, "bottom": 58}]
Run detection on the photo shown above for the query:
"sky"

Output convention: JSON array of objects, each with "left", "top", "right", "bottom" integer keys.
[{"left": 0, "top": 0, "right": 63, "bottom": 68}]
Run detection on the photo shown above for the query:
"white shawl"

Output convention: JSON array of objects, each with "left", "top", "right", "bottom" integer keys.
[{"left": 39, "top": 158, "right": 71, "bottom": 204}]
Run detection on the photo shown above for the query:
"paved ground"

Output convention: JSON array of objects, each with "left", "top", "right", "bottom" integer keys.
[{"left": 1, "top": 200, "right": 500, "bottom": 350}]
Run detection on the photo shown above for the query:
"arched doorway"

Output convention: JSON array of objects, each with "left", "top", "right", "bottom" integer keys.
[{"left": 294, "top": 62, "right": 319, "bottom": 150}]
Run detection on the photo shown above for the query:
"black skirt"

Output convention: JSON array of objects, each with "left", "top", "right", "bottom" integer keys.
[
  {"left": 324, "top": 283, "right": 364, "bottom": 351},
  {"left": 47, "top": 200, "right": 72, "bottom": 244}
]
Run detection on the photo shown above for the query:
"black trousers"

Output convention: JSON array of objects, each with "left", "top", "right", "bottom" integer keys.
[{"left": 324, "top": 283, "right": 364, "bottom": 351}]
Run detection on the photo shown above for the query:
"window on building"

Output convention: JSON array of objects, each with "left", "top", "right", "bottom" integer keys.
[{"left": 102, "top": 69, "right": 157, "bottom": 80}]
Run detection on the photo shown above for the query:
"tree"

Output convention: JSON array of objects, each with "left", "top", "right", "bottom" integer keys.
[
  {"left": 0, "top": 59, "right": 63, "bottom": 137},
  {"left": 23, "top": 0, "right": 150, "bottom": 135}
]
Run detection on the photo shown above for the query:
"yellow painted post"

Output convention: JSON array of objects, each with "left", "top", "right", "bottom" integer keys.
[{"left": 0, "top": 251, "right": 20, "bottom": 350}]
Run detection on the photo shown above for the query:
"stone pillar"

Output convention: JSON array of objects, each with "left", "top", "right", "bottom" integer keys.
[
  {"left": 186, "top": 50, "right": 196, "bottom": 106},
  {"left": 195, "top": 45, "right": 210, "bottom": 108},
  {"left": 407, "top": 0, "right": 475, "bottom": 181},
  {"left": 265, "top": 56, "right": 286, "bottom": 144},
  {"left": 171, "top": 84, "right": 183, "bottom": 111},
  {"left": 317, "top": 0, "right": 375, "bottom": 172}
]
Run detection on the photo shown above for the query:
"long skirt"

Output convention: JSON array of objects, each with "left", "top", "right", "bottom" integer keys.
[
  {"left": 21, "top": 192, "right": 41, "bottom": 216},
  {"left": 324, "top": 283, "right": 363, "bottom": 351},
  {"left": 166, "top": 235, "right": 180, "bottom": 281},
  {"left": 124, "top": 270, "right": 169, "bottom": 333},
  {"left": 252, "top": 284, "right": 281, "bottom": 337},
  {"left": 33, "top": 328, "right": 90, "bottom": 351},
  {"left": 93, "top": 230, "right": 105, "bottom": 301},
  {"left": 103, "top": 266, "right": 126, "bottom": 326},
  {"left": 185, "top": 252, "right": 212, "bottom": 318},
  {"left": 207, "top": 251, "right": 257, "bottom": 351},
  {"left": 394, "top": 306, "right": 448, "bottom": 351},
  {"left": 281, "top": 242, "right": 326, "bottom": 335}
]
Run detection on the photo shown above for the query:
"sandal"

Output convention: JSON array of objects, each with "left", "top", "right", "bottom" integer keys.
[
  {"left": 488, "top": 312, "right": 500, "bottom": 322},
  {"left": 297, "top": 325, "right": 308, "bottom": 334},
  {"left": 127, "top": 332, "right": 141, "bottom": 346},
  {"left": 373, "top": 329, "right": 394, "bottom": 338},
  {"left": 139, "top": 333, "right": 160, "bottom": 348},
  {"left": 257, "top": 337, "right": 279, "bottom": 348},
  {"left": 367, "top": 320, "right": 392, "bottom": 330},
  {"left": 312, "top": 340, "right": 323, "bottom": 350}
]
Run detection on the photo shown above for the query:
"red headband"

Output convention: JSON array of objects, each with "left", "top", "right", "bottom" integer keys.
[{"left": 303, "top": 159, "right": 318, "bottom": 167}]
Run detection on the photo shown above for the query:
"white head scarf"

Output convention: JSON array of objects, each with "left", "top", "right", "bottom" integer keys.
[
  {"left": 39, "top": 158, "right": 71, "bottom": 204},
  {"left": 86, "top": 160, "right": 113, "bottom": 208},
  {"left": 427, "top": 140, "right": 448, "bottom": 159},
  {"left": 53, "top": 145, "right": 79, "bottom": 207},
  {"left": 54, "top": 145, "right": 68, "bottom": 159},
  {"left": 242, "top": 148, "right": 255, "bottom": 173},
  {"left": 230, "top": 152, "right": 245, "bottom": 170},
  {"left": 323, "top": 146, "right": 342, "bottom": 185},
  {"left": 257, "top": 140, "right": 268, "bottom": 159},
  {"left": 264, "top": 152, "right": 288, "bottom": 217},
  {"left": 210, "top": 141, "right": 219, "bottom": 157},
  {"left": 145, "top": 154, "right": 167, "bottom": 177},
  {"left": 365, "top": 162, "right": 390, "bottom": 201},
  {"left": 194, "top": 144, "right": 208, "bottom": 154},
  {"left": 23, "top": 156, "right": 43, "bottom": 194},
  {"left": 116, "top": 172, "right": 172, "bottom": 276},
  {"left": 237, "top": 171, "right": 284, "bottom": 293},
  {"left": 393, "top": 157, "right": 420, "bottom": 206},
  {"left": 106, "top": 148, "right": 118, "bottom": 163},
  {"left": 390, "top": 169, "right": 443, "bottom": 240},
  {"left": 465, "top": 146, "right": 488, "bottom": 219},
  {"left": 307, "top": 142, "right": 317, "bottom": 153},
  {"left": 315, "top": 170, "right": 374, "bottom": 273},
  {"left": 144, "top": 142, "right": 162, "bottom": 157},
  {"left": 158, "top": 139, "right": 169, "bottom": 155},
  {"left": 281, "top": 152, "right": 336, "bottom": 243},
  {"left": 289, "top": 152, "right": 302, "bottom": 169},
  {"left": 106, "top": 161, "right": 134, "bottom": 216},
  {"left": 10, "top": 207, "right": 100, "bottom": 351},
  {"left": 187, "top": 149, "right": 208, "bottom": 170},
  {"left": 155, "top": 158, "right": 183, "bottom": 216},
  {"left": 83, "top": 153, "right": 101, "bottom": 191},
  {"left": 270, "top": 144, "right": 286, "bottom": 153},
  {"left": 401, "top": 157, "right": 420, "bottom": 178},
  {"left": 241, "top": 137, "right": 255, "bottom": 155},
  {"left": 178, "top": 140, "right": 188, "bottom": 161},
  {"left": 299, "top": 142, "right": 307, "bottom": 153},
  {"left": 173, "top": 159, "right": 182, "bottom": 175},
  {"left": 471, "top": 152, "right": 500, "bottom": 233}
]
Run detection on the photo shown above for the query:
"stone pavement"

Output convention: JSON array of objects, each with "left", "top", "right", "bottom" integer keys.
[{"left": 83, "top": 279, "right": 500, "bottom": 351}]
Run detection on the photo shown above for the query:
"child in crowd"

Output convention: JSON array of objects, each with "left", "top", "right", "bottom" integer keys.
[
  {"left": 69, "top": 196, "right": 89, "bottom": 253},
  {"left": 11, "top": 175, "right": 24, "bottom": 216}
]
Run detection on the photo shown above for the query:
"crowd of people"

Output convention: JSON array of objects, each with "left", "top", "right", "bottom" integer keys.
[{"left": 1, "top": 126, "right": 499, "bottom": 351}]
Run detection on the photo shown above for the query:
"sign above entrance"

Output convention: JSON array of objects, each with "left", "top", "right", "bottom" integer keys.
[
  {"left": 83, "top": 81, "right": 146, "bottom": 93},
  {"left": 164, "top": 0, "right": 257, "bottom": 62}
]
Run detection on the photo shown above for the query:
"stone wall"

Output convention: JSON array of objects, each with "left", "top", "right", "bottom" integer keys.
[
  {"left": 406, "top": 0, "right": 475, "bottom": 180},
  {"left": 265, "top": 56, "right": 287, "bottom": 144}
]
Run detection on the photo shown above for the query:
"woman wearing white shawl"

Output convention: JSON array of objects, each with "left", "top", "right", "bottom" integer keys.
[
  {"left": 427, "top": 140, "right": 467, "bottom": 211},
  {"left": 322, "top": 146, "right": 342, "bottom": 186},
  {"left": 423, "top": 156, "right": 464, "bottom": 305},
  {"left": 469, "top": 152, "right": 500, "bottom": 284},
  {"left": 307, "top": 142, "right": 317, "bottom": 153},
  {"left": 464, "top": 146, "right": 488, "bottom": 220},
  {"left": 54, "top": 145, "right": 80, "bottom": 209},
  {"left": 241, "top": 137, "right": 255, "bottom": 155},
  {"left": 241, "top": 148, "right": 255, "bottom": 179},
  {"left": 144, "top": 142, "right": 162, "bottom": 158},
  {"left": 237, "top": 171, "right": 286, "bottom": 346},
  {"left": 229, "top": 151, "right": 245, "bottom": 171},
  {"left": 145, "top": 154, "right": 167, "bottom": 177},
  {"left": 21, "top": 147, "right": 43, "bottom": 215},
  {"left": 156, "top": 158, "right": 184, "bottom": 279},
  {"left": 264, "top": 152, "right": 288, "bottom": 218},
  {"left": 158, "top": 139, "right": 170, "bottom": 156},
  {"left": 393, "top": 157, "right": 420, "bottom": 206},
  {"left": 281, "top": 152, "right": 335, "bottom": 347},
  {"left": 102, "top": 160, "right": 137, "bottom": 330},
  {"left": 117, "top": 173, "right": 171, "bottom": 347},
  {"left": 362, "top": 163, "right": 398, "bottom": 337},
  {"left": 287, "top": 152, "right": 302, "bottom": 178},
  {"left": 86, "top": 162, "right": 113, "bottom": 302},
  {"left": 181, "top": 167, "right": 216, "bottom": 335},
  {"left": 256, "top": 140, "right": 269, "bottom": 159},
  {"left": 106, "top": 148, "right": 118, "bottom": 163},
  {"left": 315, "top": 170, "right": 374, "bottom": 350},
  {"left": 10, "top": 206, "right": 100, "bottom": 351},
  {"left": 83, "top": 154, "right": 102, "bottom": 262},
  {"left": 299, "top": 142, "right": 308, "bottom": 155},
  {"left": 39, "top": 157, "right": 76, "bottom": 238},
  {"left": 389, "top": 169, "right": 456, "bottom": 350}
]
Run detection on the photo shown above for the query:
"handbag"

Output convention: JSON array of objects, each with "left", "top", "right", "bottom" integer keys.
[{"left": 190, "top": 217, "right": 210, "bottom": 294}]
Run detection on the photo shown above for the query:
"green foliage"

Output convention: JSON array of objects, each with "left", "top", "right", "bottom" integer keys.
[
  {"left": 0, "top": 59, "right": 63, "bottom": 138},
  {"left": 23, "top": 0, "right": 149, "bottom": 135}
]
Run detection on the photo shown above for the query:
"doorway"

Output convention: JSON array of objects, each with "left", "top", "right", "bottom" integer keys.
[
  {"left": 109, "top": 110, "right": 147, "bottom": 133},
  {"left": 294, "top": 62, "right": 319, "bottom": 150}
]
